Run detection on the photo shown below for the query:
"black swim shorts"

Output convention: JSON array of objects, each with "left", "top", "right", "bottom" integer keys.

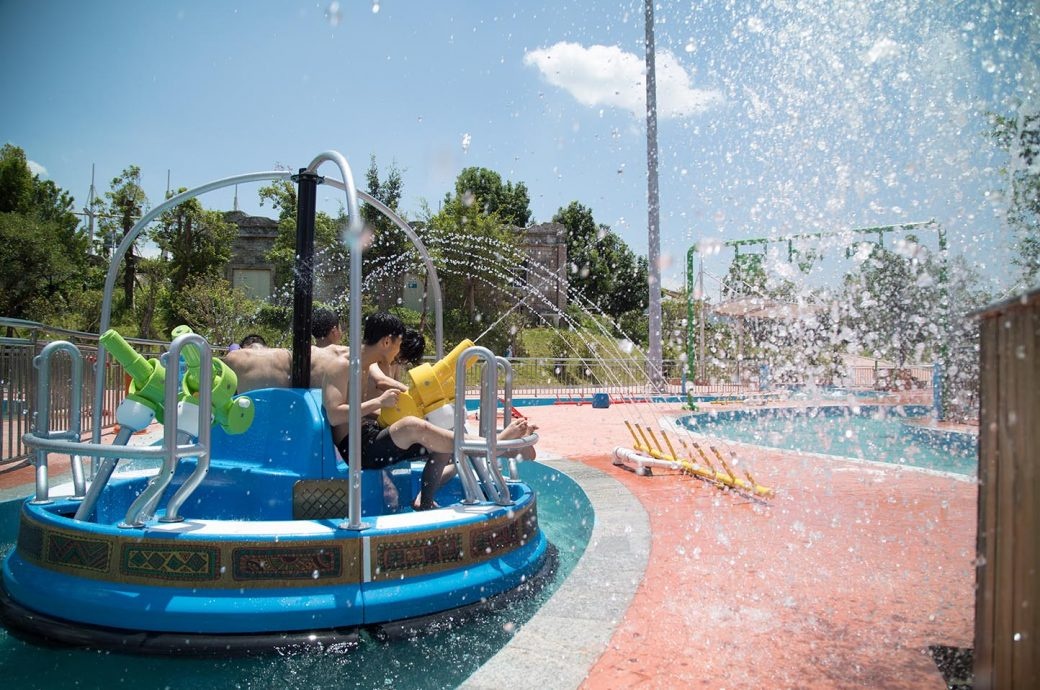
[{"left": 337, "top": 418, "right": 426, "bottom": 469}]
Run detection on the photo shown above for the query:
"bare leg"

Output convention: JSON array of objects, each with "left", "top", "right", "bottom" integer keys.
[
  {"left": 498, "top": 418, "right": 538, "bottom": 460},
  {"left": 414, "top": 452, "right": 454, "bottom": 510},
  {"left": 390, "top": 417, "right": 540, "bottom": 510},
  {"left": 388, "top": 417, "right": 537, "bottom": 455}
]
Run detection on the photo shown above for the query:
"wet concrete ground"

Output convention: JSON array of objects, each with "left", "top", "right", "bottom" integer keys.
[{"left": 518, "top": 400, "right": 976, "bottom": 689}]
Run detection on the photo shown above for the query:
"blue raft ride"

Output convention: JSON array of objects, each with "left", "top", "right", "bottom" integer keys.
[{"left": 0, "top": 151, "right": 546, "bottom": 654}]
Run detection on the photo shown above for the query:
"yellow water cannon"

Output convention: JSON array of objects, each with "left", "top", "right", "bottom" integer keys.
[
  {"left": 377, "top": 338, "right": 475, "bottom": 427},
  {"left": 171, "top": 325, "right": 254, "bottom": 435},
  {"left": 99, "top": 329, "right": 168, "bottom": 424}
]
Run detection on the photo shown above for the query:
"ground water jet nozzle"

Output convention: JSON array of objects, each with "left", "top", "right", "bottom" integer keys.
[
  {"left": 171, "top": 325, "right": 254, "bottom": 435},
  {"left": 377, "top": 338, "right": 475, "bottom": 428}
]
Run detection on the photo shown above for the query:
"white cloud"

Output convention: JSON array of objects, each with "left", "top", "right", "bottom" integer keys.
[
  {"left": 523, "top": 41, "right": 723, "bottom": 119},
  {"left": 27, "top": 159, "right": 47, "bottom": 177}
]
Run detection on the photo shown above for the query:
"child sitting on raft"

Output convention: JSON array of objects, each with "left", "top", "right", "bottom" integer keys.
[{"left": 322, "top": 312, "right": 537, "bottom": 511}]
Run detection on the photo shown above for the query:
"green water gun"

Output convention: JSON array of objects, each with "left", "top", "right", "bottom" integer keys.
[
  {"left": 100, "top": 328, "right": 168, "bottom": 424},
  {"left": 171, "top": 325, "right": 254, "bottom": 435}
]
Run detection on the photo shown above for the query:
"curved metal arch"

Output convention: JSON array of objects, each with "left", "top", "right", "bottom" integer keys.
[{"left": 93, "top": 170, "right": 295, "bottom": 448}]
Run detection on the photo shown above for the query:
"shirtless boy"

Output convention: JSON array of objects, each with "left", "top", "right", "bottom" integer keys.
[
  {"left": 223, "top": 334, "right": 347, "bottom": 394},
  {"left": 323, "top": 312, "right": 536, "bottom": 510}
]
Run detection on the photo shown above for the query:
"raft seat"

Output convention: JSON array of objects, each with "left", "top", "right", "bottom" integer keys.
[
  {"left": 210, "top": 388, "right": 330, "bottom": 477},
  {"left": 209, "top": 387, "right": 421, "bottom": 518}
]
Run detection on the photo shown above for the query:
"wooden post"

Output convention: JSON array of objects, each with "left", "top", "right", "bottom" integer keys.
[{"left": 974, "top": 287, "right": 1040, "bottom": 689}]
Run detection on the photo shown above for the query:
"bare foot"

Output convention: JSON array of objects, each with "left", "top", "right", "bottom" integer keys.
[
  {"left": 412, "top": 499, "right": 441, "bottom": 511},
  {"left": 498, "top": 419, "right": 537, "bottom": 459},
  {"left": 498, "top": 418, "right": 527, "bottom": 441}
]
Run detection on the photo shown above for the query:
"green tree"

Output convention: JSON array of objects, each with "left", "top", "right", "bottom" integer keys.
[
  {"left": 0, "top": 145, "right": 89, "bottom": 322},
  {"left": 173, "top": 276, "right": 258, "bottom": 345},
  {"left": 839, "top": 240, "right": 934, "bottom": 369},
  {"left": 722, "top": 252, "right": 767, "bottom": 298},
  {"left": 99, "top": 166, "right": 149, "bottom": 309},
  {"left": 423, "top": 191, "right": 513, "bottom": 326},
  {"left": 361, "top": 155, "right": 407, "bottom": 309},
  {"left": 153, "top": 192, "right": 235, "bottom": 293},
  {"left": 991, "top": 107, "right": 1040, "bottom": 285},
  {"left": 552, "top": 201, "right": 648, "bottom": 321},
  {"left": 454, "top": 167, "right": 532, "bottom": 227},
  {"left": 258, "top": 180, "right": 347, "bottom": 305},
  {"left": 0, "top": 144, "right": 35, "bottom": 215}
]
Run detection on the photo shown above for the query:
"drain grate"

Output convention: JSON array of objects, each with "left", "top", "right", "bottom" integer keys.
[{"left": 292, "top": 480, "right": 349, "bottom": 520}]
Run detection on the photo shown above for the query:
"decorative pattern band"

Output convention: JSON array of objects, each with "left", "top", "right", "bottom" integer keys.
[{"left": 15, "top": 497, "right": 538, "bottom": 589}]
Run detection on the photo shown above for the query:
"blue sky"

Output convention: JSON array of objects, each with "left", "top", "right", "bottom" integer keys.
[{"left": 2, "top": 0, "right": 1036, "bottom": 293}]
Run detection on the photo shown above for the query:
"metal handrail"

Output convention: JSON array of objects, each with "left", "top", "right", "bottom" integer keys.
[
  {"left": 28, "top": 341, "right": 86, "bottom": 503},
  {"left": 121, "top": 332, "right": 213, "bottom": 527},
  {"left": 452, "top": 347, "right": 536, "bottom": 506}
]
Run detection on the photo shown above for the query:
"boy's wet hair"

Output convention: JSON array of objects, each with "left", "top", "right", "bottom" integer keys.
[
  {"left": 312, "top": 307, "right": 340, "bottom": 339},
  {"left": 239, "top": 334, "right": 267, "bottom": 348},
  {"left": 362, "top": 312, "right": 405, "bottom": 345},
  {"left": 397, "top": 329, "right": 426, "bottom": 366}
]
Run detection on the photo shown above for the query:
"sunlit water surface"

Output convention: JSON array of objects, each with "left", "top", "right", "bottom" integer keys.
[
  {"left": 680, "top": 405, "right": 978, "bottom": 476},
  {"left": 0, "top": 461, "right": 592, "bottom": 689}
]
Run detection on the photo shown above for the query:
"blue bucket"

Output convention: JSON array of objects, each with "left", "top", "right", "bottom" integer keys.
[{"left": 592, "top": 393, "right": 610, "bottom": 409}]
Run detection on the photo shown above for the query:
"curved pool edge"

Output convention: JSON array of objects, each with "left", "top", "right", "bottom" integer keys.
[{"left": 461, "top": 455, "right": 652, "bottom": 690}]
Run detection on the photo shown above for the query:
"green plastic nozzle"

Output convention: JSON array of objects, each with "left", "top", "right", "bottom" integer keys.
[
  {"left": 99, "top": 329, "right": 167, "bottom": 423},
  {"left": 172, "top": 325, "right": 254, "bottom": 435}
]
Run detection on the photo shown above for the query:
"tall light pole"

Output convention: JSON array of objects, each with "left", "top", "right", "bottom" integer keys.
[{"left": 645, "top": 0, "right": 664, "bottom": 390}]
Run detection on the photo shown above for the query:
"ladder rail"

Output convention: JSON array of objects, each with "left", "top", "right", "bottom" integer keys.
[
  {"left": 28, "top": 341, "right": 86, "bottom": 503},
  {"left": 452, "top": 347, "right": 536, "bottom": 506}
]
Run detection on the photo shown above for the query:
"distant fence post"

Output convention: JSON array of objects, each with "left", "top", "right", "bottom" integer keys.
[{"left": 973, "top": 288, "right": 1040, "bottom": 689}]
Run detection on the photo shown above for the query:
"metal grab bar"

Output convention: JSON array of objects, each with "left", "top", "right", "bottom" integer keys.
[
  {"left": 29, "top": 341, "right": 86, "bottom": 504},
  {"left": 451, "top": 347, "right": 536, "bottom": 506},
  {"left": 121, "top": 333, "right": 213, "bottom": 527}
]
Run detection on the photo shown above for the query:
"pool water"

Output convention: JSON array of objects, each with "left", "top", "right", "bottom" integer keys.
[
  {"left": 0, "top": 461, "right": 593, "bottom": 689},
  {"left": 679, "top": 405, "right": 978, "bottom": 476}
]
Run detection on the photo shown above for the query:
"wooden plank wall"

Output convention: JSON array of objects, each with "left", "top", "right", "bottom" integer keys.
[{"left": 974, "top": 291, "right": 1040, "bottom": 689}]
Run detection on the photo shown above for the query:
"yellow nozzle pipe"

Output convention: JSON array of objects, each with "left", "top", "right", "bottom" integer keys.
[{"left": 378, "top": 339, "right": 475, "bottom": 427}]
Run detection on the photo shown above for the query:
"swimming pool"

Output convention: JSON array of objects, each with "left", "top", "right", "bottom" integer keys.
[
  {"left": 465, "top": 394, "right": 686, "bottom": 410},
  {"left": 0, "top": 460, "right": 593, "bottom": 689},
  {"left": 678, "top": 405, "right": 978, "bottom": 476}
]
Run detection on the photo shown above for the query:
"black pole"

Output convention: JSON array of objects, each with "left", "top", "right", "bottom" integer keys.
[{"left": 291, "top": 169, "right": 322, "bottom": 388}]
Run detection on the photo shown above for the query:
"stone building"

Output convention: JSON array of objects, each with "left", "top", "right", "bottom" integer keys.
[
  {"left": 224, "top": 211, "right": 279, "bottom": 300},
  {"left": 517, "top": 222, "right": 568, "bottom": 324},
  {"left": 222, "top": 213, "right": 569, "bottom": 319}
]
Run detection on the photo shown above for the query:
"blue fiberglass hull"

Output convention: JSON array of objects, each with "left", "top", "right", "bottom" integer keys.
[
  {"left": 1, "top": 387, "right": 548, "bottom": 642},
  {"left": 1, "top": 483, "right": 546, "bottom": 635}
]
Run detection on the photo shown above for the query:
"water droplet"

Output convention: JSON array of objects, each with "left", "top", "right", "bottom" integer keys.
[
  {"left": 325, "top": 1, "right": 341, "bottom": 26},
  {"left": 371, "top": 1, "right": 380, "bottom": 13}
]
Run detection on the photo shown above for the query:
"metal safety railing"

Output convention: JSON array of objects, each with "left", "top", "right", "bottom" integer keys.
[
  {"left": 1, "top": 319, "right": 172, "bottom": 473},
  {"left": 20, "top": 335, "right": 215, "bottom": 525},
  {"left": 453, "top": 346, "right": 537, "bottom": 505}
]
